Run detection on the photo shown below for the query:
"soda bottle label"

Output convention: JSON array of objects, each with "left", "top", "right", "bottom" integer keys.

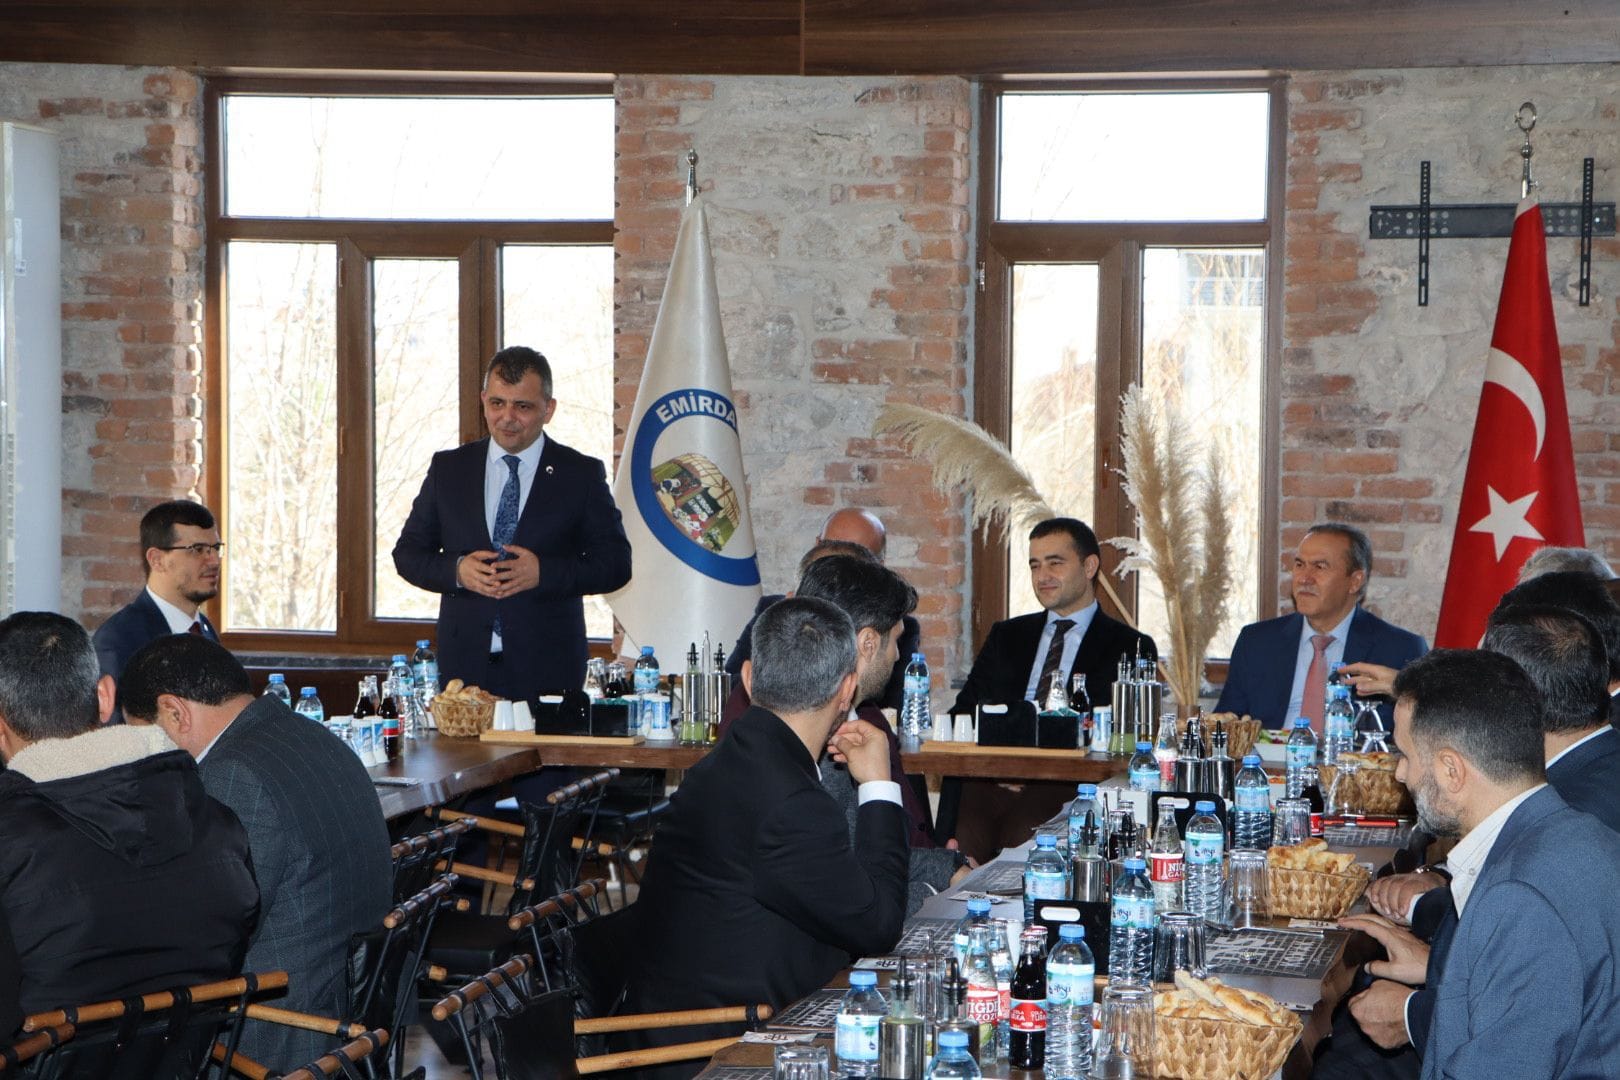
[
  {"left": 1157, "top": 755, "right": 1176, "bottom": 787},
  {"left": 1009, "top": 998, "right": 1047, "bottom": 1033},
  {"left": 1186, "top": 832, "right": 1223, "bottom": 865},
  {"left": 1235, "top": 785, "right": 1270, "bottom": 813},
  {"left": 966, "top": 986, "right": 999, "bottom": 1026},
  {"left": 1046, "top": 961, "right": 1094, "bottom": 1007},
  {"left": 1026, "top": 869, "right": 1068, "bottom": 900},
  {"left": 1149, "top": 851, "right": 1184, "bottom": 884},
  {"left": 835, "top": 1015, "right": 880, "bottom": 1063}
]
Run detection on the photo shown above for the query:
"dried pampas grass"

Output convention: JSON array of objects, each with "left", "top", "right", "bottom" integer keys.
[
  {"left": 1110, "top": 384, "right": 1235, "bottom": 709},
  {"left": 874, "top": 404, "right": 1055, "bottom": 535}
]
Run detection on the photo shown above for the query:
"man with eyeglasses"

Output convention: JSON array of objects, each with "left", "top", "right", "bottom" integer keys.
[{"left": 93, "top": 500, "right": 223, "bottom": 722}]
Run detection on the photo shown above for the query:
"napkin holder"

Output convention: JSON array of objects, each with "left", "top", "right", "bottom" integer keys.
[
  {"left": 531, "top": 690, "right": 592, "bottom": 735},
  {"left": 976, "top": 700, "right": 1037, "bottom": 747}
]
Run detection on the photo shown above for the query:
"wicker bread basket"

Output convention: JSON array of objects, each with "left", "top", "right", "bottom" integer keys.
[
  {"left": 1319, "top": 755, "right": 1415, "bottom": 816},
  {"left": 1267, "top": 862, "right": 1370, "bottom": 919},
  {"left": 1153, "top": 1010, "right": 1303, "bottom": 1080},
  {"left": 1202, "top": 713, "right": 1261, "bottom": 760},
  {"left": 431, "top": 696, "right": 497, "bottom": 738}
]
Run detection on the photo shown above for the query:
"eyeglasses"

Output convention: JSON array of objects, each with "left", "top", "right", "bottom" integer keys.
[{"left": 158, "top": 542, "right": 225, "bottom": 557}]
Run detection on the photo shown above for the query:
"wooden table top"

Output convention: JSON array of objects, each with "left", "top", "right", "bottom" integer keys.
[{"left": 367, "top": 732, "right": 543, "bottom": 818}]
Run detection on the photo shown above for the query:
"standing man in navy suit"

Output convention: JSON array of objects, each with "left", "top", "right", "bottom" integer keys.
[
  {"left": 393, "top": 347, "right": 632, "bottom": 702},
  {"left": 92, "top": 500, "right": 222, "bottom": 722},
  {"left": 1217, "top": 522, "right": 1426, "bottom": 729}
]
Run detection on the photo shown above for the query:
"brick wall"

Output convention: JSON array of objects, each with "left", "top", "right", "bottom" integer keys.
[
  {"left": 615, "top": 75, "right": 975, "bottom": 688},
  {"left": 0, "top": 63, "right": 203, "bottom": 623},
  {"left": 1282, "top": 65, "right": 1620, "bottom": 639}
]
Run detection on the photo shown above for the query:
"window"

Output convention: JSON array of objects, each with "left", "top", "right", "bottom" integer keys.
[
  {"left": 976, "top": 83, "right": 1281, "bottom": 661},
  {"left": 206, "top": 83, "right": 615, "bottom": 653}
]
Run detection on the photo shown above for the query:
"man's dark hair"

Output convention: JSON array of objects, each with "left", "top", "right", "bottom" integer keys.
[
  {"left": 139, "top": 499, "right": 216, "bottom": 578},
  {"left": 1305, "top": 522, "right": 1373, "bottom": 602},
  {"left": 796, "top": 539, "right": 876, "bottom": 581},
  {"left": 1494, "top": 570, "right": 1620, "bottom": 682},
  {"left": 1392, "top": 648, "right": 1546, "bottom": 785},
  {"left": 795, "top": 554, "right": 918, "bottom": 638},
  {"left": 0, "top": 612, "right": 101, "bottom": 742},
  {"left": 1483, "top": 605, "right": 1611, "bottom": 734},
  {"left": 118, "top": 635, "right": 254, "bottom": 723},
  {"left": 485, "top": 345, "right": 554, "bottom": 399},
  {"left": 749, "top": 597, "right": 857, "bottom": 714},
  {"left": 1029, "top": 517, "right": 1101, "bottom": 577}
]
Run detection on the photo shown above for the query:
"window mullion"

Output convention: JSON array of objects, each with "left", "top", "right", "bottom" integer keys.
[{"left": 335, "top": 238, "right": 374, "bottom": 641}]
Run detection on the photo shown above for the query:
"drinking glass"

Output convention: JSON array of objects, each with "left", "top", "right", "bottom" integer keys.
[
  {"left": 1273, "top": 798, "right": 1312, "bottom": 846},
  {"left": 774, "top": 1044, "right": 830, "bottom": 1080},
  {"left": 1091, "top": 984, "right": 1155, "bottom": 1079},
  {"left": 1152, "top": 912, "right": 1207, "bottom": 981},
  {"left": 1328, "top": 763, "right": 1361, "bottom": 817},
  {"left": 1229, "top": 849, "right": 1270, "bottom": 928}
]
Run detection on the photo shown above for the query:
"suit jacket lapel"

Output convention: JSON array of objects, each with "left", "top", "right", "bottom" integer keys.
[
  {"left": 1263, "top": 614, "right": 1303, "bottom": 723},
  {"left": 1344, "top": 607, "right": 1375, "bottom": 663},
  {"left": 515, "top": 437, "right": 558, "bottom": 539},
  {"left": 461, "top": 438, "right": 496, "bottom": 549}
]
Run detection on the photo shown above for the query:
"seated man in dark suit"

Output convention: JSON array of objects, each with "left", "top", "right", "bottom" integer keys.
[
  {"left": 92, "top": 499, "right": 222, "bottom": 722},
  {"left": 944, "top": 516, "right": 1156, "bottom": 861},
  {"left": 1339, "top": 649, "right": 1620, "bottom": 1078},
  {"left": 0, "top": 612, "right": 257, "bottom": 1039},
  {"left": 725, "top": 508, "right": 920, "bottom": 712},
  {"left": 628, "top": 598, "right": 909, "bottom": 1074},
  {"left": 1322, "top": 604, "right": 1620, "bottom": 1077},
  {"left": 119, "top": 635, "right": 393, "bottom": 1070},
  {"left": 1219, "top": 522, "right": 1426, "bottom": 729}
]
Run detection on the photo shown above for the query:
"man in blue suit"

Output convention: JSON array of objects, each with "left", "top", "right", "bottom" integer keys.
[
  {"left": 1216, "top": 522, "right": 1426, "bottom": 729},
  {"left": 1342, "top": 648, "right": 1620, "bottom": 1079},
  {"left": 393, "top": 347, "right": 632, "bottom": 702},
  {"left": 92, "top": 500, "right": 222, "bottom": 723}
]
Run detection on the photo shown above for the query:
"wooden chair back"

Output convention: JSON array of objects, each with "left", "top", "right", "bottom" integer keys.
[
  {"left": 278, "top": 1029, "right": 391, "bottom": 1080},
  {"left": 7, "top": 972, "right": 286, "bottom": 1080},
  {"left": 389, "top": 818, "right": 473, "bottom": 903},
  {"left": 346, "top": 875, "right": 454, "bottom": 1077},
  {"left": 510, "top": 769, "right": 616, "bottom": 913}
]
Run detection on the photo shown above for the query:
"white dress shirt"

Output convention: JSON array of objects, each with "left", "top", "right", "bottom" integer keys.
[
  {"left": 814, "top": 709, "right": 902, "bottom": 807},
  {"left": 1447, "top": 783, "right": 1547, "bottom": 916},
  {"left": 147, "top": 586, "right": 203, "bottom": 635},
  {"left": 1023, "top": 602, "right": 1100, "bottom": 702},
  {"left": 1285, "top": 607, "right": 1356, "bottom": 722},
  {"left": 482, "top": 434, "right": 545, "bottom": 652}
]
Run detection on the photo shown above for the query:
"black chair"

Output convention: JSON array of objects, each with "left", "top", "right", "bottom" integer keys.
[
  {"left": 430, "top": 955, "right": 772, "bottom": 1080},
  {"left": 582, "top": 771, "right": 671, "bottom": 909},
  {"left": 223, "top": 877, "right": 454, "bottom": 1080},
  {"left": 389, "top": 818, "right": 474, "bottom": 904},
  {"left": 8, "top": 971, "right": 286, "bottom": 1080}
]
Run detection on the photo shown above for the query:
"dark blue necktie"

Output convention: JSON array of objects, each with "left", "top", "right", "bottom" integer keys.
[{"left": 492, "top": 454, "right": 521, "bottom": 637}]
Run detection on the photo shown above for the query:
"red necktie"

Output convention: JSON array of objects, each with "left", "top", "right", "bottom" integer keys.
[
  {"left": 1301, "top": 633, "right": 1333, "bottom": 733},
  {"left": 189, "top": 621, "right": 205, "bottom": 636}
]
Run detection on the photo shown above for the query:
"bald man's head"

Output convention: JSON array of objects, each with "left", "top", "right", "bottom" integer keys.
[{"left": 820, "top": 508, "right": 886, "bottom": 560}]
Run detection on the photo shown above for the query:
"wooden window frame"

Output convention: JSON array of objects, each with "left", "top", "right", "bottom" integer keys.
[
  {"left": 203, "top": 77, "right": 614, "bottom": 657},
  {"left": 971, "top": 77, "right": 1286, "bottom": 656}
]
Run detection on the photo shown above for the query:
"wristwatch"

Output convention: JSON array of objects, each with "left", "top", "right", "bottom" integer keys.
[{"left": 1414, "top": 862, "right": 1453, "bottom": 883}]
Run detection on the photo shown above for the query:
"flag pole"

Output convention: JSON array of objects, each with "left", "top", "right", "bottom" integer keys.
[
  {"left": 685, "top": 149, "right": 699, "bottom": 206},
  {"left": 1516, "top": 101, "right": 1537, "bottom": 199}
]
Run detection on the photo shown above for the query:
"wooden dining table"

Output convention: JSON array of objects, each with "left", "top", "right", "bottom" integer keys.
[{"left": 366, "top": 731, "right": 544, "bottom": 819}]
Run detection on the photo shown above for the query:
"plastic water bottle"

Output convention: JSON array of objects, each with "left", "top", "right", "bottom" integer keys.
[
  {"left": 837, "top": 970, "right": 886, "bottom": 1077},
  {"left": 1044, "top": 923, "right": 1095, "bottom": 1080},
  {"left": 1024, "top": 834, "right": 1068, "bottom": 923},
  {"left": 1108, "top": 857, "right": 1155, "bottom": 986},
  {"left": 293, "top": 686, "right": 325, "bottom": 728},
  {"left": 633, "top": 645, "right": 662, "bottom": 739},
  {"left": 1323, "top": 684, "right": 1355, "bottom": 765},
  {"left": 1128, "top": 741, "right": 1158, "bottom": 792},
  {"left": 411, "top": 639, "right": 439, "bottom": 697},
  {"left": 902, "top": 653, "right": 932, "bottom": 746},
  {"left": 389, "top": 653, "right": 414, "bottom": 691},
  {"left": 1067, "top": 783, "right": 1100, "bottom": 856},
  {"left": 954, "top": 898, "right": 993, "bottom": 966},
  {"left": 1148, "top": 800, "right": 1184, "bottom": 912},
  {"left": 927, "top": 1029, "right": 982, "bottom": 1080},
  {"left": 1285, "top": 718, "right": 1318, "bottom": 798},
  {"left": 1184, "top": 800, "right": 1227, "bottom": 923},
  {"left": 263, "top": 673, "right": 292, "bottom": 707},
  {"left": 1233, "top": 754, "right": 1273, "bottom": 849}
]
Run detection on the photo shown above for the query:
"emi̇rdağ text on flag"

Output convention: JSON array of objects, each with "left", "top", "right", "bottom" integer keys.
[
  {"left": 1434, "top": 197, "right": 1584, "bottom": 648},
  {"left": 607, "top": 196, "right": 763, "bottom": 662}
]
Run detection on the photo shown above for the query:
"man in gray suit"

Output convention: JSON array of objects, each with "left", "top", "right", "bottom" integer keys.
[{"left": 120, "top": 635, "right": 392, "bottom": 1070}]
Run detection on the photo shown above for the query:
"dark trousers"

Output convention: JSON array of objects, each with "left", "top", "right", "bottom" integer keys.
[{"left": 952, "top": 779, "right": 1073, "bottom": 864}]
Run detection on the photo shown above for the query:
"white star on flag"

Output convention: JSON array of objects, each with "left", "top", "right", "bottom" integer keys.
[{"left": 1468, "top": 486, "right": 1545, "bottom": 561}]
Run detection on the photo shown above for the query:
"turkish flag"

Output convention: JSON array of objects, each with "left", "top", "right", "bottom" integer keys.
[{"left": 1435, "top": 198, "right": 1585, "bottom": 647}]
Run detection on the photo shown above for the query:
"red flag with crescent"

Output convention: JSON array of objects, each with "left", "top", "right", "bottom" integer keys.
[{"left": 1435, "top": 197, "right": 1584, "bottom": 647}]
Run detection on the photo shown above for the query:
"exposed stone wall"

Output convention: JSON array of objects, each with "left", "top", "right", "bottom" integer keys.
[
  {"left": 1283, "top": 65, "right": 1620, "bottom": 639},
  {"left": 0, "top": 63, "right": 203, "bottom": 623},
  {"left": 615, "top": 76, "right": 975, "bottom": 688}
]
